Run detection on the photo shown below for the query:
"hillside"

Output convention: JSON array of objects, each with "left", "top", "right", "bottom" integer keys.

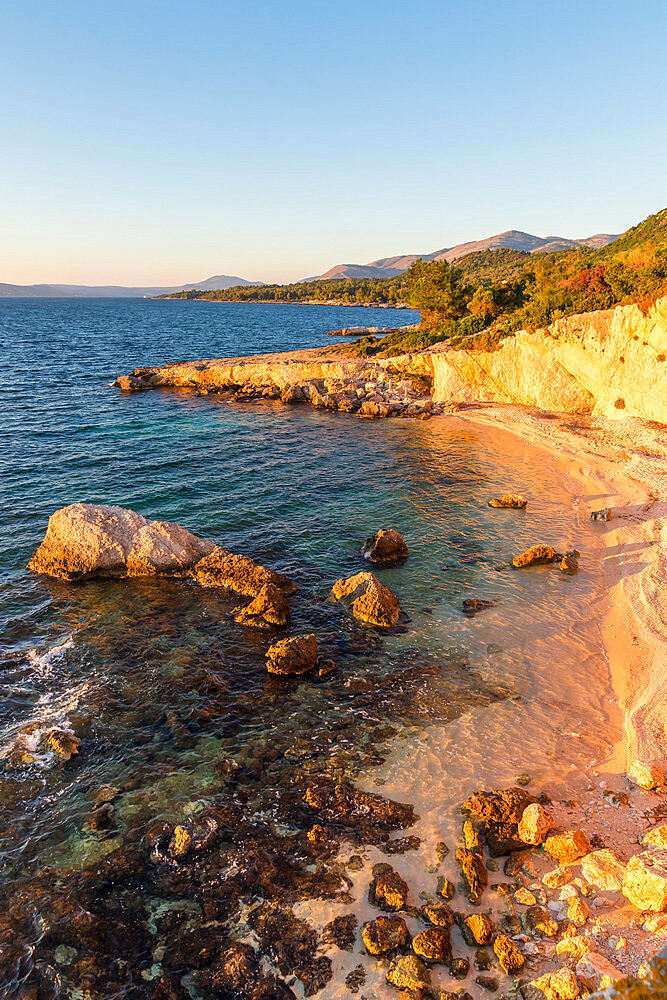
[
  {"left": 0, "top": 274, "right": 260, "bottom": 298},
  {"left": 314, "top": 229, "right": 620, "bottom": 281}
]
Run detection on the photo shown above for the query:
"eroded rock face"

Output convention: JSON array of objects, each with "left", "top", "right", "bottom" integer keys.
[
  {"left": 362, "top": 528, "right": 409, "bottom": 565},
  {"left": 266, "top": 635, "right": 318, "bottom": 676},
  {"left": 193, "top": 545, "right": 296, "bottom": 597},
  {"left": 232, "top": 583, "right": 290, "bottom": 629},
  {"left": 329, "top": 571, "right": 401, "bottom": 627}
]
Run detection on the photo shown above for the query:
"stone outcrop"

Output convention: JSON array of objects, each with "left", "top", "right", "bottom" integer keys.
[
  {"left": 328, "top": 571, "right": 401, "bottom": 627},
  {"left": 430, "top": 296, "right": 667, "bottom": 423},
  {"left": 489, "top": 494, "right": 527, "bottom": 509},
  {"left": 27, "top": 503, "right": 213, "bottom": 580},
  {"left": 512, "top": 544, "right": 558, "bottom": 569},
  {"left": 265, "top": 635, "right": 318, "bottom": 676},
  {"left": 361, "top": 528, "right": 409, "bottom": 565},
  {"left": 27, "top": 506, "right": 296, "bottom": 603}
]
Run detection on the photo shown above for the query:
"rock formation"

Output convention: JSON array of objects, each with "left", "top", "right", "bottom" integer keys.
[
  {"left": 265, "top": 635, "right": 318, "bottom": 676},
  {"left": 361, "top": 528, "right": 409, "bottom": 565}
]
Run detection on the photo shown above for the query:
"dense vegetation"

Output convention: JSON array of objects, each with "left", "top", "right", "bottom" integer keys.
[{"left": 162, "top": 209, "right": 667, "bottom": 355}]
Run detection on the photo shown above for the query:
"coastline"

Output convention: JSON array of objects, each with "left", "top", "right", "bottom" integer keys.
[{"left": 449, "top": 403, "right": 667, "bottom": 773}]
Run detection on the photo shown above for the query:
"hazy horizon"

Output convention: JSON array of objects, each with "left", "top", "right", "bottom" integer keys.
[{"left": 3, "top": 0, "right": 666, "bottom": 286}]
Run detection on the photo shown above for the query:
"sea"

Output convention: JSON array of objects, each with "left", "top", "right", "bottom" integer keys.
[{"left": 0, "top": 298, "right": 620, "bottom": 999}]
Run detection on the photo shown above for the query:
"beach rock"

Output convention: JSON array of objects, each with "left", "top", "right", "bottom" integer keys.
[
  {"left": 622, "top": 850, "right": 667, "bottom": 911},
  {"left": 644, "top": 824, "right": 667, "bottom": 848},
  {"left": 193, "top": 545, "right": 296, "bottom": 596},
  {"left": 359, "top": 400, "right": 392, "bottom": 418},
  {"left": 556, "top": 935, "right": 591, "bottom": 967},
  {"left": 449, "top": 958, "right": 470, "bottom": 980},
  {"left": 494, "top": 934, "right": 525, "bottom": 974},
  {"left": 7, "top": 724, "right": 81, "bottom": 767},
  {"left": 266, "top": 634, "right": 318, "bottom": 676},
  {"left": 580, "top": 848, "right": 625, "bottom": 890},
  {"left": 280, "top": 385, "right": 306, "bottom": 403},
  {"left": 522, "top": 905, "right": 558, "bottom": 938},
  {"left": 437, "top": 877, "right": 455, "bottom": 900},
  {"left": 514, "top": 887, "right": 537, "bottom": 906},
  {"left": 567, "top": 897, "right": 590, "bottom": 924},
  {"left": 232, "top": 583, "right": 290, "bottom": 628},
  {"left": 386, "top": 955, "right": 431, "bottom": 991},
  {"left": 522, "top": 968, "right": 579, "bottom": 1000},
  {"left": 590, "top": 508, "right": 613, "bottom": 522},
  {"left": 329, "top": 571, "right": 401, "bottom": 627},
  {"left": 512, "top": 544, "right": 557, "bottom": 569},
  {"left": 456, "top": 847, "right": 487, "bottom": 903},
  {"left": 575, "top": 953, "right": 623, "bottom": 991},
  {"left": 518, "top": 803, "right": 553, "bottom": 845},
  {"left": 475, "top": 975, "right": 499, "bottom": 992},
  {"left": 461, "top": 913, "right": 493, "bottom": 946},
  {"left": 544, "top": 830, "right": 590, "bottom": 863},
  {"left": 370, "top": 868, "right": 409, "bottom": 911},
  {"left": 361, "top": 915, "right": 409, "bottom": 955},
  {"left": 463, "top": 787, "right": 536, "bottom": 825},
  {"left": 628, "top": 759, "right": 665, "bottom": 790},
  {"left": 412, "top": 927, "right": 451, "bottom": 964},
  {"left": 543, "top": 866, "right": 573, "bottom": 889},
  {"left": 488, "top": 495, "right": 527, "bottom": 509},
  {"left": 463, "top": 818, "right": 482, "bottom": 852},
  {"left": 125, "top": 520, "right": 213, "bottom": 575},
  {"left": 362, "top": 528, "right": 409, "bottom": 565},
  {"left": 421, "top": 903, "right": 453, "bottom": 928}
]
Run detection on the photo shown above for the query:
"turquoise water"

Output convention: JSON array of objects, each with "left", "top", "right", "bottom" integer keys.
[{"left": 0, "top": 299, "right": 615, "bottom": 999}]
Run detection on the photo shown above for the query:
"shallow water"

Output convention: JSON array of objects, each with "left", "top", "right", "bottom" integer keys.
[{"left": 0, "top": 299, "right": 619, "bottom": 999}]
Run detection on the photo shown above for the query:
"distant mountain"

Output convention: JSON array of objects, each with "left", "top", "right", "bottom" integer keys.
[
  {"left": 0, "top": 275, "right": 261, "bottom": 298},
  {"left": 314, "top": 230, "right": 621, "bottom": 280}
]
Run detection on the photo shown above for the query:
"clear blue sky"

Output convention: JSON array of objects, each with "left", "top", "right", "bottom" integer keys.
[{"left": 2, "top": 0, "right": 666, "bottom": 285}]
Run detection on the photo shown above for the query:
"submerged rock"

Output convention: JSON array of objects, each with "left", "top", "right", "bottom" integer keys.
[
  {"left": 329, "top": 571, "right": 401, "bottom": 627},
  {"left": 462, "top": 598, "right": 497, "bottom": 617},
  {"left": 488, "top": 494, "right": 527, "bottom": 509},
  {"left": 362, "top": 528, "right": 409, "bottom": 565},
  {"left": 512, "top": 544, "right": 558, "bottom": 569},
  {"left": 193, "top": 545, "right": 296, "bottom": 596},
  {"left": 7, "top": 724, "right": 81, "bottom": 768},
  {"left": 361, "top": 915, "right": 409, "bottom": 955},
  {"left": 232, "top": 582, "right": 290, "bottom": 628},
  {"left": 303, "top": 779, "right": 415, "bottom": 835},
  {"left": 266, "top": 634, "right": 318, "bottom": 676}
]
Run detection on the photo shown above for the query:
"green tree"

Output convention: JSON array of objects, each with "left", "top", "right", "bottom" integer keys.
[{"left": 406, "top": 258, "right": 468, "bottom": 327}]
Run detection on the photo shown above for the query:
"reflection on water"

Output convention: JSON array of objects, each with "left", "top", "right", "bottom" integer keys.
[{"left": 0, "top": 300, "right": 619, "bottom": 998}]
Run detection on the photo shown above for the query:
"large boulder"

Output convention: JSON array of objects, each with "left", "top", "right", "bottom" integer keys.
[
  {"left": 329, "top": 571, "right": 401, "bottom": 627},
  {"left": 361, "top": 915, "right": 409, "bottom": 956},
  {"left": 27, "top": 503, "right": 213, "bottom": 580},
  {"left": 622, "top": 850, "right": 667, "bottom": 911},
  {"left": 192, "top": 546, "right": 296, "bottom": 596},
  {"left": 266, "top": 635, "right": 318, "bottom": 676},
  {"left": 544, "top": 830, "right": 590, "bottom": 864},
  {"left": 362, "top": 528, "right": 409, "bottom": 565},
  {"left": 462, "top": 786, "right": 537, "bottom": 856}
]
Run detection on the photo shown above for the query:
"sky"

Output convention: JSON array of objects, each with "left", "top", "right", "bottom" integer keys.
[{"left": 2, "top": 0, "right": 666, "bottom": 286}]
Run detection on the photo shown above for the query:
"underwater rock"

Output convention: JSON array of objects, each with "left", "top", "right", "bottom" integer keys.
[
  {"left": 512, "top": 544, "right": 558, "bottom": 569},
  {"left": 361, "top": 915, "right": 409, "bottom": 955},
  {"left": 27, "top": 503, "right": 213, "bottom": 580},
  {"left": 321, "top": 914, "right": 357, "bottom": 951},
  {"left": 328, "top": 571, "right": 401, "bottom": 627},
  {"left": 266, "top": 634, "right": 318, "bottom": 675},
  {"left": 193, "top": 545, "right": 296, "bottom": 596},
  {"left": 461, "top": 598, "right": 497, "bottom": 617},
  {"left": 232, "top": 582, "right": 290, "bottom": 628},
  {"left": 248, "top": 902, "right": 331, "bottom": 997},
  {"left": 449, "top": 957, "right": 470, "bottom": 980},
  {"left": 7, "top": 724, "right": 80, "bottom": 768},
  {"left": 488, "top": 494, "right": 527, "bottom": 509},
  {"left": 87, "top": 803, "right": 115, "bottom": 832},
  {"left": 362, "top": 528, "right": 409, "bottom": 565},
  {"left": 302, "top": 778, "right": 415, "bottom": 835}
]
